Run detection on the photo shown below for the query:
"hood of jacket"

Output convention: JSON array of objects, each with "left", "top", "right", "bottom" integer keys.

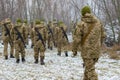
[{"left": 81, "top": 13, "right": 97, "bottom": 23}]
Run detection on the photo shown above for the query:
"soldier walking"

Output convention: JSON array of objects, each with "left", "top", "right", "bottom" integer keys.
[
  {"left": 55, "top": 21, "right": 69, "bottom": 57},
  {"left": 33, "top": 20, "right": 47, "bottom": 65},
  {"left": 75, "top": 6, "right": 106, "bottom": 80},
  {"left": 2, "top": 18, "right": 14, "bottom": 59},
  {"left": 11, "top": 19, "right": 26, "bottom": 63}
]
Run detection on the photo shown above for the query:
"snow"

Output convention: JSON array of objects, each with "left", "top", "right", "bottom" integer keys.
[
  {"left": 105, "top": 24, "right": 119, "bottom": 41},
  {"left": 0, "top": 36, "right": 120, "bottom": 80}
]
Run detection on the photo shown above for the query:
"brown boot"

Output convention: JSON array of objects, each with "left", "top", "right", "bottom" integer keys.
[{"left": 40, "top": 56, "right": 45, "bottom": 65}]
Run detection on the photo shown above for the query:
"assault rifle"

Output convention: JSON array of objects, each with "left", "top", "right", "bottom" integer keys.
[
  {"left": 60, "top": 27, "right": 69, "bottom": 42},
  {"left": 47, "top": 24, "right": 56, "bottom": 46},
  {"left": 34, "top": 27, "right": 45, "bottom": 48},
  {"left": 14, "top": 27, "right": 26, "bottom": 48},
  {"left": 4, "top": 23, "right": 13, "bottom": 46}
]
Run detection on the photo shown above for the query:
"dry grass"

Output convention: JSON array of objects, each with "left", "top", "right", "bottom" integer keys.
[
  {"left": 102, "top": 44, "right": 120, "bottom": 60},
  {"left": 109, "top": 50, "right": 120, "bottom": 60},
  {"left": 111, "top": 44, "right": 120, "bottom": 51}
]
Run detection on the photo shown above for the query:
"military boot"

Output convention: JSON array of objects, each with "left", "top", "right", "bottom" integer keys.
[
  {"left": 83, "top": 63, "right": 85, "bottom": 68},
  {"left": 34, "top": 59, "right": 38, "bottom": 64},
  {"left": 31, "top": 44, "right": 34, "bottom": 48},
  {"left": 49, "top": 46, "right": 53, "bottom": 50},
  {"left": 16, "top": 59, "right": 20, "bottom": 63},
  {"left": 65, "top": 51, "right": 68, "bottom": 57},
  {"left": 72, "top": 51, "right": 77, "bottom": 57},
  {"left": 57, "top": 51, "right": 61, "bottom": 56},
  {"left": 48, "top": 46, "right": 50, "bottom": 49},
  {"left": 40, "top": 56, "right": 45, "bottom": 65},
  {"left": 22, "top": 57, "right": 25, "bottom": 62},
  {"left": 5, "top": 55, "right": 8, "bottom": 60},
  {"left": 10, "top": 54, "right": 15, "bottom": 58}
]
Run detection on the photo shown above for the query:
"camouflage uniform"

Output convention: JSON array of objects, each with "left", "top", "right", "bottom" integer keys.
[
  {"left": 52, "top": 20, "right": 58, "bottom": 47},
  {"left": 2, "top": 18, "right": 14, "bottom": 59},
  {"left": 55, "top": 22, "right": 69, "bottom": 57},
  {"left": 72, "top": 25, "right": 80, "bottom": 57},
  {"left": 22, "top": 20, "right": 29, "bottom": 45},
  {"left": 71, "top": 21, "right": 76, "bottom": 35},
  {"left": 47, "top": 21, "right": 54, "bottom": 50},
  {"left": 33, "top": 20, "right": 47, "bottom": 65},
  {"left": 30, "top": 22, "right": 35, "bottom": 48},
  {"left": 75, "top": 6, "right": 106, "bottom": 80},
  {"left": 11, "top": 19, "right": 26, "bottom": 63}
]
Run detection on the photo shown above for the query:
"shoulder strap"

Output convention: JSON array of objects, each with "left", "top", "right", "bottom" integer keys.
[
  {"left": 60, "top": 27, "right": 69, "bottom": 42},
  {"left": 34, "top": 28, "right": 45, "bottom": 47},
  {"left": 81, "top": 24, "right": 95, "bottom": 46},
  {"left": 4, "top": 24, "right": 13, "bottom": 46},
  {"left": 14, "top": 27, "right": 26, "bottom": 48}
]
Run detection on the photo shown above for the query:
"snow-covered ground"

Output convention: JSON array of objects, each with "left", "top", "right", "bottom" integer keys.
[
  {"left": 0, "top": 47, "right": 120, "bottom": 80},
  {"left": 0, "top": 35, "right": 120, "bottom": 80}
]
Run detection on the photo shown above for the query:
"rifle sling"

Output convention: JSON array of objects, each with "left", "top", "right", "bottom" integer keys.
[
  {"left": 81, "top": 24, "right": 94, "bottom": 46},
  {"left": 35, "top": 28, "right": 45, "bottom": 47},
  {"left": 60, "top": 27, "right": 69, "bottom": 42}
]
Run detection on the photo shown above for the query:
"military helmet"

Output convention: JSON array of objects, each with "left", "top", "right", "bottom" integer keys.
[
  {"left": 23, "top": 19, "right": 27, "bottom": 24},
  {"left": 53, "top": 19, "right": 57, "bottom": 24},
  {"left": 58, "top": 21, "right": 63, "bottom": 26},
  {"left": 40, "top": 21, "right": 44, "bottom": 24},
  {"left": 4, "top": 18, "right": 11, "bottom": 24},
  {"left": 81, "top": 6, "right": 91, "bottom": 16},
  {"left": 48, "top": 21, "right": 52, "bottom": 24},
  {"left": 16, "top": 18, "right": 22, "bottom": 23},
  {"left": 35, "top": 19, "right": 41, "bottom": 25}
]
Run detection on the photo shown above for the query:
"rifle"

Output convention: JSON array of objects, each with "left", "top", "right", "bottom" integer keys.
[
  {"left": 4, "top": 23, "right": 13, "bottom": 46},
  {"left": 47, "top": 24, "right": 56, "bottom": 46},
  {"left": 34, "top": 27, "right": 45, "bottom": 48},
  {"left": 14, "top": 27, "right": 26, "bottom": 48},
  {"left": 60, "top": 27, "right": 69, "bottom": 42}
]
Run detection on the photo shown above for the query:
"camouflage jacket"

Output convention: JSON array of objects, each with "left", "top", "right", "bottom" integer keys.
[{"left": 75, "top": 13, "right": 106, "bottom": 58}]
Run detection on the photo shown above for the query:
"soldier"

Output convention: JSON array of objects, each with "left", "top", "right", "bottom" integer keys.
[
  {"left": 30, "top": 21, "right": 35, "bottom": 48},
  {"left": 72, "top": 25, "right": 80, "bottom": 57},
  {"left": 22, "top": 20, "right": 29, "bottom": 45},
  {"left": 71, "top": 21, "right": 76, "bottom": 35},
  {"left": 33, "top": 20, "right": 47, "bottom": 65},
  {"left": 11, "top": 19, "right": 26, "bottom": 63},
  {"left": 52, "top": 19, "right": 58, "bottom": 47},
  {"left": 55, "top": 21, "right": 69, "bottom": 57},
  {"left": 75, "top": 6, "right": 106, "bottom": 80},
  {"left": 2, "top": 18, "right": 14, "bottom": 59},
  {"left": 47, "top": 21, "right": 55, "bottom": 50}
]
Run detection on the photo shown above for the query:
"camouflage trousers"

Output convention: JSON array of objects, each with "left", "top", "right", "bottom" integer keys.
[
  {"left": 34, "top": 41, "right": 45, "bottom": 59},
  {"left": 72, "top": 40, "right": 79, "bottom": 55},
  {"left": 47, "top": 35, "right": 53, "bottom": 48},
  {"left": 3, "top": 40, "right": 14, "bottom": 57},
  {"left": 83, "top": 58, "right": 98, "bottom": 80},
  {"left": 15, "top": 41, "right": 25, "bottom": 59}
]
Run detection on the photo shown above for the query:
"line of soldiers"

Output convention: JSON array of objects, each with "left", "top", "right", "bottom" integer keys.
[
  {"left": 0, "top": 6, "right": 106, "bottom": 80},
  {"left": 0, "top": 18, "right": 69, "bottom": 65}
]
